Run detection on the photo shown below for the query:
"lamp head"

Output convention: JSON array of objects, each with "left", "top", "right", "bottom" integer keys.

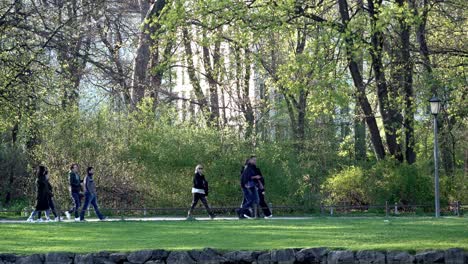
[{"left": 429, "top": 96, "right": 441, "bottom": 115}]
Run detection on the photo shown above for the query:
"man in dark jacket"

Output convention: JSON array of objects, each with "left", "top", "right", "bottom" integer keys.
[
  {"left": 79, "top": 166, "right": 106, "bottom": 221},
  {"left": 65, "top": 163, "right": 82, "bottom": 221},
  {"left": 237, "top": 156, "right": 261, "bottom": 219}
]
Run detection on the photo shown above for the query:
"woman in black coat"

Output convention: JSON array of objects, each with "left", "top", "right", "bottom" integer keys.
[
  {"left": 26, "top": 165, "right": 51, "bottom": 222},
  {"left": 187, "top": 164, "right": 215, "bottom": 220}
]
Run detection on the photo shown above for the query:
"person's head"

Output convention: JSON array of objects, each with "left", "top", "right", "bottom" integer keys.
[
  {"left": 195, "top": 164, "right": 204, "bottom": 174},
  {"left": 249, "top": 155, "right": 257, "bottom": 165},
  {"left": 37, "top": 165, "right": 47, "bottom": 181},
  {"left": 87, "top": 166, "right": 94, "bottom": 175},
  {"left": 70, "top": 163, "right": 78, "bottom": 172}
]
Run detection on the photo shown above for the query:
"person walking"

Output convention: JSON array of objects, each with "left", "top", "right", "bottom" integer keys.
[
  {"left": 26, "top": 165, "right": 51, "bottom": 222},
  {"left": 254, "top": 167, "right": 272, "bottom": 218},
  {"left": 45, "top": 168, "right": 60, "bottom": 221},
  {"left": 37, "top": 168, "right": 61, "bottom": 221},
  {"left": 187, "top": 164, "right": 215, "bottom": 220},
  {"left": 237, "top": 156, "right": 261, "bottom": 219},
  {"left": 65, "top": 163, "right": 82, "bottom": 221},
  {"left": 79, "top": 166, "right": 106, "bottom": 221}
]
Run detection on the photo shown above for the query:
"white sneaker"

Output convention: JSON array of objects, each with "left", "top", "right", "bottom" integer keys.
[
  {"left": 45, "top": 218, "right": 51, "bottom": 222},
  {"left": 36, "top": 218, "right": 44, "bottom": 223},
  {"left": 74, "top": 217, "right": 80, "bottom": 222},
  {"left": 26, "top": 218, "right": 34, "bottom": 223},
  {"left": 243, "top": 214, "right": 252, "bottom": 219},
  {"left": 264, "top": 215, "right": 273, "bottom": 219},
  {"left": 65, "top": 211, "right": 71, "bottom": 220},
  {"left": 54, "top": 217, "right": 60, "bottom": 222}
]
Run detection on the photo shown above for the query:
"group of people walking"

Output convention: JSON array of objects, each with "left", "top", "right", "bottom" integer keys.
[
  {"left": 237, "top": 155, "right": 272, "bottom": 219},
  {"left": 187, "top": 155, "right": 272, "bottom": 220},
  {"left": 28, "top": 156, "right": 271, "bottom": 222},
  {"left": 27, "top": 163, "right": 106, "bottom": 222}
]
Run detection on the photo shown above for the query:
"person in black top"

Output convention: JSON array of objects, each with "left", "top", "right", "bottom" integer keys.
[
  {"left": 26, "top": 165, "right": 51, "bottom": 222},
  {"left": 45, "top": 169, "right": 60, "bottom": 221},
  {"left": 36, "top": 168, "right": 60, "bottom": 221},
  {"left": 237, "top": 156, "right": 262, "bottom": 219},
  {"left": 187, "top": 164, "right": 215, "bottom": 220},
  {"left": 254, "top": 167, "right": 272, "bottom": 218},
  {"left": 65, "top": 163, "right": 82, "bottom": 221}
]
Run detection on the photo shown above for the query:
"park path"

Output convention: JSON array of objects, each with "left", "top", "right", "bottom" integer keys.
[{"left": 0, "top": 216, "right": 315, "bottom": 223}]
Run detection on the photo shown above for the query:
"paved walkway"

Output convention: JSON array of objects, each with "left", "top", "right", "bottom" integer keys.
[{"left": 0, "top": 216, "right": 316, "bottom": 223}]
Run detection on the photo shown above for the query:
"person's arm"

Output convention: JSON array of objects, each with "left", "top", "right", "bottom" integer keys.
[
  {"left": 83, "top": 176, "right": 88, "bottom": 193},
  {"left": 204, "top": 178, "right": 209, "bottom": 196},
  {"left": 47, "top": 182, "right": 54, "bottom": 197}
]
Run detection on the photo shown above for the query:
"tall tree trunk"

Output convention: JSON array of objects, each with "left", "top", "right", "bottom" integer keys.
[
  {"left": 367, "top": 0, "right": 403, "bottom": 161},
  {"left": 202, "top": 31, "right": 221, "bottom": 126},
  {"left": 353, "top": 0, "right": 367, "bottom": 162},
  {"left": 242, "top": 49, "right": 255, "bottom": 138},
  {"left": 4, "top": 122, "right": 19, "bottom": 205},
  {"left": 233, "top": 45, "right": 255, "bottom": 137},
  {"left": 182, "top": 27, "right": 210, "bottom": 120},
  {"left": 56, "top": 0, "right": 93, "bottom": 108},
  {"left": 149, "top": 41, "right": 173, "bottom": 107},
  {"left": 338, "top": 0, "right": 386, "bottom": 160},
  {"left": 97, "top": 17, "right": 130, "bottom": 108},
  {"left": 354, "top": 106, "right": 367, "bottom": 161},
  {"left": 131, "top": 0, "right": 166, "bottom": 107},
  {"left": 130, "top": 0, "right": 151, "bottom": 107},
  {"left": 294, "top": 28, "right": 308, "bottom": 146},
  {"left": 414, "top": 0, "right": 437, "bottom": 95},
  {"left": 396, "top": 0, "right": 416, "bottom": 164},
  {"left": 414, "top": 0, "right": 455, "bottom": 171}
]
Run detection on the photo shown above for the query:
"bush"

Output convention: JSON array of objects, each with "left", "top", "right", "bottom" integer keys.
[{"left": 321, "top": 160, "right": 435, "bottom": 206}]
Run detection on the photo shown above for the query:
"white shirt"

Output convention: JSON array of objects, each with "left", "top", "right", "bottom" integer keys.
[{"left": 192, "top": 188, "right": 205, "bottom": 194}]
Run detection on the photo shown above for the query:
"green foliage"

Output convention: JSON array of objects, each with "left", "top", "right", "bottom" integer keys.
[
  {"left": 322, "top": 160, "right": 436, "bottom": 206},
  {"left": 28, "top": 101, "right": 314, "bottom": 209},
  {"left": 0, "top": 143, "right": 30, "bottom": 206}
]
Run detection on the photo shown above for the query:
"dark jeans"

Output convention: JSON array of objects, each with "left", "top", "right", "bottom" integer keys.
[
  {"left": 68, "top": 192, "right": 81, "bottom": 218},
  {"left": 80, "top": 192, "right": 104, "bottom": 220},
  {"left": 189, "top": 193, "right": 213, "bottom": 216},
  {"left": 258, "top": 190, "right": 272, "bottom": 217},
  {"left": 239, "top": 187, "right": 256, "bottom": 216}
]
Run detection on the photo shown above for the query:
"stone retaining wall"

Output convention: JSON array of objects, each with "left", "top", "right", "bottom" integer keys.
[{"left": 1, "top": 248, "right": 466, "bottom": 264}]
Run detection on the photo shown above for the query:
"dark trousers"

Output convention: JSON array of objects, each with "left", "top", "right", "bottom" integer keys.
[
  {"left": 80, "top": 192, "right": 104, "bottom": 220},
  {"left": 29, "top": 210, "right": 49, "bottom": 219},
  {"left": 258, "top": 190, "right": 272, "bottom": 217},
  {"left": 189, "top": 193, "right": 213, "bottom": 216},
  {"left": 48, "top": 197, "right": 58, "bottom": 218},
  {"left": 68, "top": 192, "right": 81, "bottom": 218},
  {"left": 39, "top": 197, "right": 57, "bottom": 219},
  {"left": 238, "top": 187, "right": 256, "bottom": 216}
]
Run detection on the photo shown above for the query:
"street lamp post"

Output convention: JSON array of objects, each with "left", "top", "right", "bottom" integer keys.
[{"left": 429, "top": 96, "right": 441, "bottom": 218}]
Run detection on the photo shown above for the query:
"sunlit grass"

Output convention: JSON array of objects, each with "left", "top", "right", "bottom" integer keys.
[{"left": 1, "top": 217, "right": 467, "bottom": 255}]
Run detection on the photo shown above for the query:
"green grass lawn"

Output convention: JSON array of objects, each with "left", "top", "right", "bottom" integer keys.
[{"left": 1, "top": 217, "right": 467, "bottom": 255}]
